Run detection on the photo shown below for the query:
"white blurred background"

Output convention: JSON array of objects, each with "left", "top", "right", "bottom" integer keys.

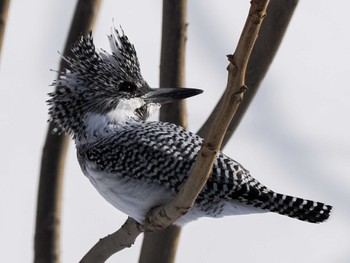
[{"left": 0, "top": 0, "right": 349, "bottom": 262}]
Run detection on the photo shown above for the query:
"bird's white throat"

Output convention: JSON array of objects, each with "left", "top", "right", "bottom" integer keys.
[
  {"left": 107, "top": 97, "right": 145, "bottom": 123},
  {"left": 79, "top": 98, "right": 159, "bottom": 145}
]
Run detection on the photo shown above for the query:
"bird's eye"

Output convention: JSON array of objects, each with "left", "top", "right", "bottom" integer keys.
[{"left": 118, "top": 81, "right": 138, "bottom": 93}]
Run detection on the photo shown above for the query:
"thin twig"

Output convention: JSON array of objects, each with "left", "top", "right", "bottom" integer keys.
[
  {"left": 80, "top": 218, "right": 143, "bottom": 263},
  {"left": 80, "top": 1, "right": 270, "bottom": 262}
]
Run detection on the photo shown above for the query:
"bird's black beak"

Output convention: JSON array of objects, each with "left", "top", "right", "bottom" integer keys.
[{"left": 144, "top": 87, "right": 203, "bottom": 104}]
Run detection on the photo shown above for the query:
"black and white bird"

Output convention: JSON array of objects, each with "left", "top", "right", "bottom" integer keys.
[{"left": 48, "top": 28, "right": 332, "bottom": 225}]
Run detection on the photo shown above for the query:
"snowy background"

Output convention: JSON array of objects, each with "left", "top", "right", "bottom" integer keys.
[{"left": 0, "top": 0, "right": 349, "bottom": 262}]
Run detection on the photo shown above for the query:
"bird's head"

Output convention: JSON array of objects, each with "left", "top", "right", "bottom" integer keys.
[{"left": 48, "top": 28, "right": 202, "bottom": 141}]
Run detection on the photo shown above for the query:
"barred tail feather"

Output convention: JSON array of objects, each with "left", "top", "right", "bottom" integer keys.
[{"left": 261, "top": 192, "right": 332, "bottom": 223}]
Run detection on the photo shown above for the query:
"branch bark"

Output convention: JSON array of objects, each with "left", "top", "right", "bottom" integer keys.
[
  {"left": 198, "top": 0, "right": 299, "bottom": 147},
  {"left": 144, "top": 0, "right": 270, "bottom": 231},
  {"left": 140, "top": 0, "right": 187, "bottom": 262},
  {"left": 34, "top": 1, "right": 102, "bottom": 263},
  {"left": 80, "top": 0, "right": 270, "bottom": 262},
  {"left": 0, "top": 0, "right": 10, "bottom": 62}
]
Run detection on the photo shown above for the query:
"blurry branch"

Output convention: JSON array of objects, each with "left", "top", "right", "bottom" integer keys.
[
  {"left": 139, "top": 1, "right": 187, "bottom": 263},
  {"left": 197, "top": 0, "right": 299, "bottom": 148},
  {"left": 34, "top": 1, "right": 102, "bottom": 263},
  {"left": 158, "top": 0, "right": 188, "bottom": 127},
  {"left": 0, "top": 0, "right": 10, "bottom": 62},
  {"left": 80, "top": 0, "right": 270, "bottom": 262}
]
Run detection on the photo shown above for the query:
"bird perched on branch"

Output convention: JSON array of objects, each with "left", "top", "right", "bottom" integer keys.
[{"left": 48, "top": 28, "right": 332, "bottom": 225}]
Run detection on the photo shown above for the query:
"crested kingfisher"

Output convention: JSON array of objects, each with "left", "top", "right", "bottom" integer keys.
[{"left": 48, "top": 28, "right": 332, "bottom": 225}]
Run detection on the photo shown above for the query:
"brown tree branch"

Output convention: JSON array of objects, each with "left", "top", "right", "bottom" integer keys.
[
  {"left": 139, "top": 0, "right": 187, "bottom": 262},
  {"left": 0, "top": 0, "right": 10, "bottom": 62},
  {"left": 34, "top": 1, "right": 102, "bottom": 263},
  {"left": 80, "top": 1, "right": 270, "bottom": 262},
  {"left": 197, "top": 0, "right": 299, "bottom": 147},
  {"left": 144, "top": 0, "right": 270, "bottom": 231}
]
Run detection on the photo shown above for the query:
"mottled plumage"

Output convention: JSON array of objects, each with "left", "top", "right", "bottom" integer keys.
[{"left": 48, "top": 28, "right": 332, "bottom": 225}]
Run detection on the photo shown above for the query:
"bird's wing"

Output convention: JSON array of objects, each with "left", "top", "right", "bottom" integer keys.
[{"left": 78, "top": 121, "right": 266, "bottom": 201}]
